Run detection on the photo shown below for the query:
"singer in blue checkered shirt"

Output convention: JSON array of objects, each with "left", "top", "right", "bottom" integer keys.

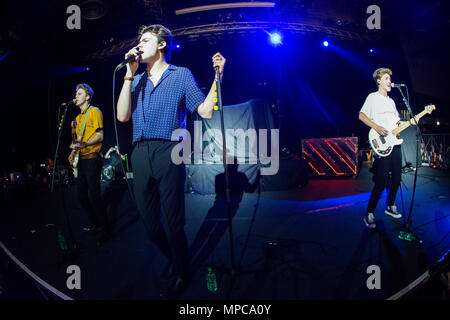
[
  {"left": 129, "top": 64, "right": 204, "bottom": 143},
  {"left": 117, "top": 24, "right": 226, "bottom": 299}
]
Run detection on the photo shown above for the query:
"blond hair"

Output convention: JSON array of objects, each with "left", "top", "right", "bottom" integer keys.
[
  {"left": 373, "top": 68, "right": 392, "bottom": 87},
  {"left": 75, "top": 83, "right": 94, "bottom": 102}
]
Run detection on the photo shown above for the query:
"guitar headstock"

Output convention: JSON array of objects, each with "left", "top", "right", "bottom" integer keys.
[{"left": 425, "top": 104, "right": 436, "bottom": 114}]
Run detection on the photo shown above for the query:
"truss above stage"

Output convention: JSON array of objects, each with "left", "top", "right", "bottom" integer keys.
[{"left": 87, "top": 21, "right": 373, "bottom": 60}]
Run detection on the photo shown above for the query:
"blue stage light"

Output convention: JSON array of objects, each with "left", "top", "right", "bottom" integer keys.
[
  {"left": 369, "top": 48, "right": 374, "bottom": 53},
  {"left": 269, "top": 32, "right": 282, "bottom": 45},
  {"left": 323, "top": 41, "right": 329, "bottom": 47},
  {"left": 175, "top": 44, "right": 181, "bottom": 49}
]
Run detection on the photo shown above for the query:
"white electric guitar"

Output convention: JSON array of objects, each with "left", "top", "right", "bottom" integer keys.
[{"left": 369, "top": 104, "right": 435, "bottom": 157}]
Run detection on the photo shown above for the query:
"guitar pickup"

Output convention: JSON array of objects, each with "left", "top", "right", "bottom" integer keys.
[
  {"left": 372, "top": 140, "right": 379, "bottom": 149},
  {"left": 379, "top": 136, "right": 386, "bottom": 144}
]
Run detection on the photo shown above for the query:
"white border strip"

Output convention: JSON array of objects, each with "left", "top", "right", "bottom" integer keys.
[
  {"left": 0, "top": 241, "right": 74, "bottom": 300},
  {"left": 386, "top": 270, "right": 430, "bottom": 300}
]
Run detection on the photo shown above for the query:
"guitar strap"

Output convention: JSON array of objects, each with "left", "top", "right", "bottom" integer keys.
[{"left": 75, "top": 107, "right": 93, "bottom": 143}]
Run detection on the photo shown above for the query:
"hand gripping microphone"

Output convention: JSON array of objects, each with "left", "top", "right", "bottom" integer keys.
[{"left": 116, "top": 48, "right": 140, "bottom": 70}]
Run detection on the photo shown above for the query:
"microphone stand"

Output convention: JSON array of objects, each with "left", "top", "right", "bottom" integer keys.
[
  {"left": 215, "top": 66, "right": 237, "bottom": 276},
  {"left": 395, "top": 86, "right": 423, "bottom": 244},
  {"left": 51, "top": 104, "right": 80, "bottom": 264},
  {"left": 50, "top": 104, "right": 67, "bottom": 193},
  {"left": 206, "top": 65, "right": 254, "bottom": 299}
]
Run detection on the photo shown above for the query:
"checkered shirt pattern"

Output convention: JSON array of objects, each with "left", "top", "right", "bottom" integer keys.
[{"left": 131, "top": 64, "right": 205, "bottom": 143}]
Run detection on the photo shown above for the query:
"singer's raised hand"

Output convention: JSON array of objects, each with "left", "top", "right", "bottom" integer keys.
[
  {"left": 212, "top": 52, "right": 226, "bottom": 78},
  {"left": 125, "top": 47, "right": 140, "bottom": 75}
]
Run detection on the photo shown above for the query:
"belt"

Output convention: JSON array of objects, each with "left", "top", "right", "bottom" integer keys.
[{"left": 80, "top": 153, "right": 99, "bottom": 160}]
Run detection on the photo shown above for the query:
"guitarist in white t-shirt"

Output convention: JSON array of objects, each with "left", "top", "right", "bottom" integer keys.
[{"left": 359, "top": 68, "right": 416, "bottom": 229}]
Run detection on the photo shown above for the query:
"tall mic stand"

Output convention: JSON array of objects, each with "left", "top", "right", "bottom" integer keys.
[
  {"left": 206, "top": 65, "right": 255, "bottom": 299},
  {"left": 214, "top": 66, "right": 237, "bottom": 276},
  {"left": 395, "top": 86, "right": 423, "bottom": 244},
  {"left": 51, "top": 104, "right": 80, "bottom": 263},
  {"left": 50, "top": 105, "right": 67, "bottom": 193},
  {"left": 210, "top": 67, "right": 271, "bottom": 298}
]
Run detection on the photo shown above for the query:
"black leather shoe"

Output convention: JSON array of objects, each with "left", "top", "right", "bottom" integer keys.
[{"left": 160, "top": 276, "right": 186, "bottom": 300}]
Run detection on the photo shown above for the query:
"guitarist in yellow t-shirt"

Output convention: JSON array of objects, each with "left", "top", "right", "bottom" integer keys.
[{"left": 68, "top": 83, "right": 110, "bottom": 242}]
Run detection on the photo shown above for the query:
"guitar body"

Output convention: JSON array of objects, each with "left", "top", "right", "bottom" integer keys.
[
  {"left": 72, "top": 150, "right": 80, "bottom": 178},
  {"left": 72, "top": 133, "right": 82, "bottom": 179},
  {"left": 368, "top": 104, "right": 435, "bottom": 158},
  {"left": 369, "top": 129, "right": 403, "bottom": 157}
]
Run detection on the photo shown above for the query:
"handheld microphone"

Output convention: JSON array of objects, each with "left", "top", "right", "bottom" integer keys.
[
  {"left": 60, "top": 99, "right": 77, "bottom": 106},
  {"left": 391, "top": 83, "right": 406, "bottom": 88},
  {"left": 116, "top": 50, "right": 139, "bottom": 70}
]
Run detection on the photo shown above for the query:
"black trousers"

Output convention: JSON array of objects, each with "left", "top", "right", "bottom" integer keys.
[
  {"left": 131, "top": 140, "right": 188, "bottom": 279},
  {"left": 76, "top": 157, "right": 108, "bottom": 230},
  {"left": 367, "top": 145, "right": 402, "bottom": 213}
]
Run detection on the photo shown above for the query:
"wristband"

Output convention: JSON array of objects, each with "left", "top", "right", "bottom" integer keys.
[{"left": 124, "top": 76, "right": 134, "bottom": 81}]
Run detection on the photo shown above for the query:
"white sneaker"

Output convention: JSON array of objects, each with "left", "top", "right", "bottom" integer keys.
[
  {"left": 364, "top": 213, "right": 376, "bottom": 229},
  {"left": 385, "top": 205, "right": 402, "bottom": 219}
]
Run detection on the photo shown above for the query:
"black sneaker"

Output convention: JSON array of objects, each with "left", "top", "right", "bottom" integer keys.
[
  {"left": 364, "top": 213, "right": 376, "bottom": 229},
  {"left": 385, "top": 205, "right": 402, "bottom": 219}
]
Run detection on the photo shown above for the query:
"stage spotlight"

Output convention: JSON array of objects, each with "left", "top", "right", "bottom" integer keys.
[
  {"left": 84, "top": 67, "right": 90, "bottom": 71},
  {"left": 175, "top": 44, "right": 181, "bottom": 49},
  {"left": 322, "top": 40, "right": 329, "bottom": 47},
  {"left": 369, "top": 48, "right": 374, "bottom": 53},
  {"left": 436, "top": 121, "right": 440, "bottom": 126},
  {"left": 269, "top": 32, "right": 282, "bottom": 45}
]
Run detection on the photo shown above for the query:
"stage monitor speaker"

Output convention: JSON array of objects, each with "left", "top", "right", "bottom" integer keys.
[{"left": 302, "top": 137, "right": 358, "bottom": 177}]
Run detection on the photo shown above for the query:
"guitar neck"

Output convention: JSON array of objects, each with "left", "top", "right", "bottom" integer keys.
[{"left": 392, "top": 109, "right": 428, "bottom": 135}]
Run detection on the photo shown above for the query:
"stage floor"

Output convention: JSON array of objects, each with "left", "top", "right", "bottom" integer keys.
[{"left": 1, "top": 166, "right": 449, "bottom": 300}]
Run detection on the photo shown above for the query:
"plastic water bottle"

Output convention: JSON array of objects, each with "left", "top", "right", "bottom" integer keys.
[
  {"left": 206, "top": 267, "right": 218, "bottom": 292},
  {"left": 58, "top": 231, "right": 68, "bottom": 251}
]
